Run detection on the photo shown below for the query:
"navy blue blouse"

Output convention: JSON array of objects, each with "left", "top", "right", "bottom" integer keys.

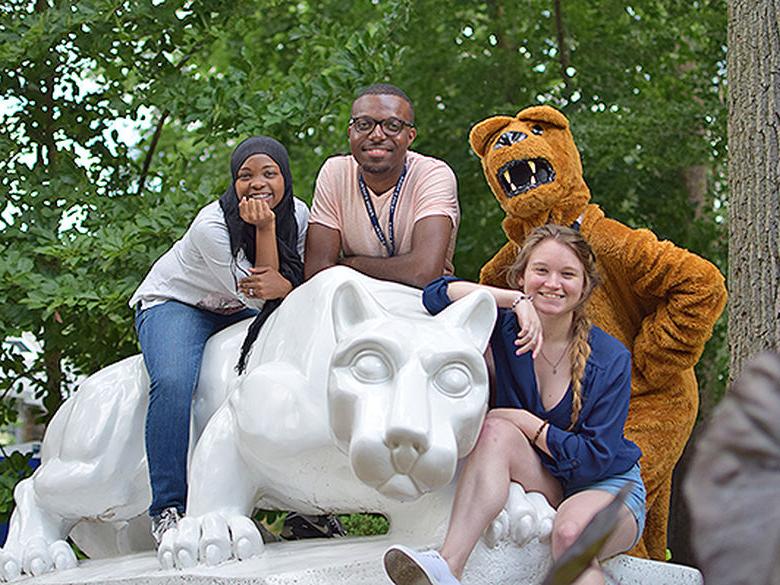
[{"left": 423, "top": 276, "right": 642, "bottom": 491}]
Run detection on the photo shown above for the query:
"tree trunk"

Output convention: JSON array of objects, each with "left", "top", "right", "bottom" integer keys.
[
  {"left": 486, "top": 0, "right": 520, "bottom": 106},
  {"left": 727, "top": 0, "right": 780, "bottom": 381},
  {"left": 42, "top": 343, "right": 63, "bottom": 422},
  {"left": 682, "top": 165, "right": 708, "bottom": 220},
  {"left": 553, "top": 0, "right": 572, "bottom": 97}
]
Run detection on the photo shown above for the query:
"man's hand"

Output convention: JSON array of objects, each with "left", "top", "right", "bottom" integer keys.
[
  {"left": 238, "top": 267, "right": 292, "bottom": 300},
  {"left": 239, "top": 197, "right": 275, "bottom": 230}
]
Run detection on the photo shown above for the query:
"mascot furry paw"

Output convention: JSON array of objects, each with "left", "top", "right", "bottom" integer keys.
[{"left": 470, "top": 105, "right": 727, "bottom": 560}]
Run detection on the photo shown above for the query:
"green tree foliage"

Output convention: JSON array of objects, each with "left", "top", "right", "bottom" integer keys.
[
  {"left": 0, "top": 0, "right": 241, "bottom": 418},
  {"left": 0, "top": 0, "right": 727, "bottom": 435},
  {"left": 0, "top": 450, "right": 35, "bottom": 523},
  {"left": 0, "top": 0, "right": 410, "bottom": 423},
  {"left": 393, "top": 0, "right": 727, "bottom": 277}
]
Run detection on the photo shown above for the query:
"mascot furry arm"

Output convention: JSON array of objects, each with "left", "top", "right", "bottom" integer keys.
[{"left": 470, "top": 105, "right": 727, "bottom": 560}]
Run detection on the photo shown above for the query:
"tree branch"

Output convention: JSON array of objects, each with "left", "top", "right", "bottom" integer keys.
[
  {"left": 0, "top": 373, "right": 33, "bottom": 400},
  {"left": 136, "top": 108, "right": 169, "bottom": 196},
  {"left": 134, "top": 49, "right": 200, "bottom": 196},
  {"left": 553, "top": 0, "right": 572, "bottom": 96}
]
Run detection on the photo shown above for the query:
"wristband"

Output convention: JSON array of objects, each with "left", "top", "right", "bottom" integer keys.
[
  {"left": 511, "top": 293, "right": 533, "bottom": 310},
  {"left": 532, "top": 419, "right": 549, "bottom": 446}
]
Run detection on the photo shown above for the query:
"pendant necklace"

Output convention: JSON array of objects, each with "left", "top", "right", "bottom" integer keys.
[{"left": 539, "top": 340, "right": 572, "bottom": 375}]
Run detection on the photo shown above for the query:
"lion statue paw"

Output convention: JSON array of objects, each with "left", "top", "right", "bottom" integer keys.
[
  {"left": 0, "top": 537, "right": 76, "bottom": 581},
  {"left": 157, "top": 512, "right": 264, "bottom": 570},
  {"left": 484, "top": 483, "right": 556, "bottom": 548}
]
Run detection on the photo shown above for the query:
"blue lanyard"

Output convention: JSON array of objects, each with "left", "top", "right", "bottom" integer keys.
[{"left": 358, "top": 161, "right": 408, "bottom": 257}]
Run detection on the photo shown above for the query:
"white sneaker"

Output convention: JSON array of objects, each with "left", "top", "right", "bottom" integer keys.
[
  {"left": 150, "top": 507, "right": 182, "bottom": 547},
  {"left": 383, "top": 545, "right": 461, "bottom": 585}
]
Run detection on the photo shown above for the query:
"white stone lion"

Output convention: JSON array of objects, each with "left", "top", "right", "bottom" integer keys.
[{"left": 3, "top": 267, "right": 558, "bottom": 580}]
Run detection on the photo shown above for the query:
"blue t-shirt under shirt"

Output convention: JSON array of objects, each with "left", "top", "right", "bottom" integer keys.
[{"left": 422, "top": 276, "right": 642, "bottom": 492}]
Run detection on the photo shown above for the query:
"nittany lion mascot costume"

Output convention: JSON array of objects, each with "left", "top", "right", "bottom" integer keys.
[{"left": 471, "top": 105, "right": 727, "bottom": 560}]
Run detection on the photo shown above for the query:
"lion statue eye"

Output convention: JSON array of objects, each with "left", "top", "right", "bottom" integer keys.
[
  {"left": 531, "top": 124, "right": 544, "bottom": 136},
  {"left": 433, "top": 364, "right": 472, "bottom": 398},
  {"left": 350, "top": 351, "right": 391, "bottom": 384}
]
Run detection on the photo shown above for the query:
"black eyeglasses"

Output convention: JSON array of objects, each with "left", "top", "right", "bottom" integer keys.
[{"left": 349, "top": 116, "right": 415, "bottom": 136}]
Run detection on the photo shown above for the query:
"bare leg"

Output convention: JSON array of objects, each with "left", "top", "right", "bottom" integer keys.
[
  {"left": 439, "top": 414, "right": 562, "bottom": 578},
  {"left": 551, "top": 490, "right": 639, "bottom": 585}
]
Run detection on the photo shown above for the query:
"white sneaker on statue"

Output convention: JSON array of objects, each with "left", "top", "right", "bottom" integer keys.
[
  {"left": 150, "top": 507, "right": 182, "bottom": 548},
  {"left": 383, "top": 545, "right": 462, "bottom": 585}
]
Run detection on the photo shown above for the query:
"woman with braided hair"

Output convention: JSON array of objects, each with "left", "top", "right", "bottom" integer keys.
[{"left": 384, "top": 224, "right": 645, "bottom": 585}]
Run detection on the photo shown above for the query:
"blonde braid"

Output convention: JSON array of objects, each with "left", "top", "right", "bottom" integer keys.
[{"left": 568, "top": 306, "right": 592, "bottom": 430}]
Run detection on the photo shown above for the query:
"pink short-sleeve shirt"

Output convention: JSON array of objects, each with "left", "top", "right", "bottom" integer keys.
[{"left": 308, "top": 151, "right": 460, "bottom": 275}]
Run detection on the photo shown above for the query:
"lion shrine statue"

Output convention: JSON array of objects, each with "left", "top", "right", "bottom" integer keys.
[
  {"left": 1, "top": 267, "right": 500, "bottom": 578},
  {"left": 0, "top": 268, "right": 702, "bottom": 584}
]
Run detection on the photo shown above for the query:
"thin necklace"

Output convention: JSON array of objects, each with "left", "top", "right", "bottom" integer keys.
[{"left": 539, "top": 340, "right": 572, "bottom": 375}]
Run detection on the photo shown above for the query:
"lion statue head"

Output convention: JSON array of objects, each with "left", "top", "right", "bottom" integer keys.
[{"left": 326, "top": 280, "right": 495, "bottom": 501}]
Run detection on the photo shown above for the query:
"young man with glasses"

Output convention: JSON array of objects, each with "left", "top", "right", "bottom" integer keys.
[{"left": 305, "top": 83, "right": 459, "bottom": 287}]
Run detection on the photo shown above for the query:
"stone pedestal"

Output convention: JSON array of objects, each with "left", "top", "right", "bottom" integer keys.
[{"left": 16, "top": 536, "right": 702, "bottom": 585}]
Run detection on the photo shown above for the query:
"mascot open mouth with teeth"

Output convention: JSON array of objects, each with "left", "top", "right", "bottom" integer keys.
[{"left": 470, "top": 105, "right": 727, "bottom": 560}]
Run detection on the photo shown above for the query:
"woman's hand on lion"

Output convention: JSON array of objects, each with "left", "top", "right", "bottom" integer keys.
[{"left": 239, "top": 267, "right": 292, "bottom": 300}]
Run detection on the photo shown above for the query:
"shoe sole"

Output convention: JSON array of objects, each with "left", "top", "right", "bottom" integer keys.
[
  {"left": 281, "top": 513, "right": 346, "bottom": 540},
  {"left": 383, "top": 546, "right": 434, "bottom": 585}
]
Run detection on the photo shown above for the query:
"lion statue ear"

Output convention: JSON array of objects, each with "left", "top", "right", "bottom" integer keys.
[
  {"left": 469, "top": 115, "right": 515, "bottom": 158},
  {"left": 332, "top": 280, "right": 387, "bottom": 342},
  {"left": 435, "top": 290, "right": 497, "bottom": 353}
]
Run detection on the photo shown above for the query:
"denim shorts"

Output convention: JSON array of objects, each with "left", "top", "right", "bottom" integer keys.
[{"left": 565, "top": 462, "right": 646, "bottom": 549}]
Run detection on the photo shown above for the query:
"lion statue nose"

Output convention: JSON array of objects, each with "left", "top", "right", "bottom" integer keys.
[{"left": 386, "top": 428, "right": 430, "bottom": 474}]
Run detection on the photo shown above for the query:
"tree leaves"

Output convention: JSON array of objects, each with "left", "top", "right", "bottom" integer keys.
[{"left": 0, "top": 0, "right": 727, "bottom": 432}]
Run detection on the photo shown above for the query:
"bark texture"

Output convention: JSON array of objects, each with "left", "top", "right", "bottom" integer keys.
[{"left": 727, "top": 0, "right": 780, "bottom": 380}]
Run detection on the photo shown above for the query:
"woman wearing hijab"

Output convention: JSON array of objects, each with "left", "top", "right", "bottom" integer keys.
[{"left": 129, "top": 136, "right": 307, "bottom": 545}]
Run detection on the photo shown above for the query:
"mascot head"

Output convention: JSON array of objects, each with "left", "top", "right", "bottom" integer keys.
[{"left": 470, "top": 105, "right": 591, "bottom": 231}]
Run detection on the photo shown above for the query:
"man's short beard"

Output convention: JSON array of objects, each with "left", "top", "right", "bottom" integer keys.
[{"left": 360, "top": 162, "right": 392, "bottom": 175}]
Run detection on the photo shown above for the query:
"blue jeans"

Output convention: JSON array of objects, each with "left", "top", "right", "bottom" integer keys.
[{"left": 135, "top": 300, "right": 257, "bottom": 517}]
